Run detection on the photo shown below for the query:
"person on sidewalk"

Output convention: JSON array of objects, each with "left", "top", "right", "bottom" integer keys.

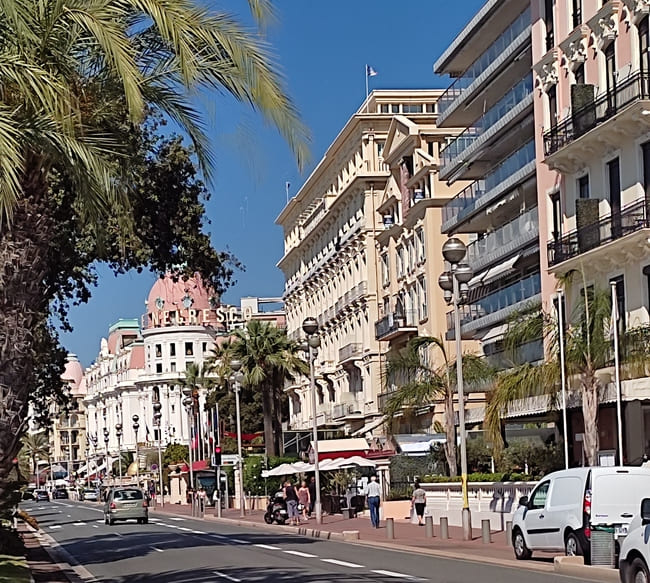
[
  {"left": 283, "top": 480, "right": 300, "bottom": 526},
  {"left": 366, "top": 475, "right": 381, "bottom": 528},
  {"left": 307, "top": 475, "right": 316, "bottom": 516},
  {"left": 297, "top": 480, "right": 310, "bottom": 522},
  {"left": 411, "top": 481, "right": 427, "bottom": 526}
]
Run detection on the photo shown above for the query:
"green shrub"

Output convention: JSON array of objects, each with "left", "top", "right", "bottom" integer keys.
[{"left": 386, "top": 487, "right": 411, "bottom": 501}]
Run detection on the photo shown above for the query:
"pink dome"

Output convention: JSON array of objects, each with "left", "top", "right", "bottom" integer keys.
[{"left": 61, "top": 354, "right": 83, "bottom": 390}]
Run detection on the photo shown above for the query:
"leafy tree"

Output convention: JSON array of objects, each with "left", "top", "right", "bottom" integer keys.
[
  {"left": 163, "top": 443, "right": 189, "bottom": 467},
  {"left": 0, "top": 0, "right": 309, "bottom": 510},
  {"left": 384, "top": 337, "right": 494, "bottom": 477},
  {"left": 19, "top": 432, "right": 50, "bottom": 478}
]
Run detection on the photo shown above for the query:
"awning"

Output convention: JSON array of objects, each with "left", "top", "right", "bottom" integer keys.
[
  {"left": 310, "top": 438, "right": 369, "bottom": 461},
  {"left": 393, "top": 434, "right": 446, "bottom": 456},
  {"left": 351, "top": 416, "right": 386, "bottom": 437},
  {"left": 480, "top": 324, "right": 508, "bottom": 344},
  {"left": 262, "top": 457, "right": 376, "bottom": 477},
  {"left": 468, "top": 254, "right": 520, "bottom": 287}
]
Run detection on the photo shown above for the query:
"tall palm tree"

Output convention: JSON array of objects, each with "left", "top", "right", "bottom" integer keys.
[
  {"left": 384, "top": 337, "right": 494, "bottom": 477},
  {"left": 485, "top": 286, "right": 650, "bottom": 466},
  {"left": 231, "top": 320, "right": 307, "bottom": 456},
  {"left": 20, "top": 432, "right": 50, "bottom": 478},
  {"left": 0, "top": 0, "right": 309, "bottom": 505}
]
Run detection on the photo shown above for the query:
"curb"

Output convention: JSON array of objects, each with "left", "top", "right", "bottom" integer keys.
[{"left": 553, "top": 556, "right": 619, "bottom": 582}]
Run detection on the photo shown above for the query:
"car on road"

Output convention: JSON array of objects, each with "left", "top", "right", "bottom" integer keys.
[
  {"left": 512, "top": 466, "right": 650, "bottom": 562},
  {"left": 83, "top": 489, "right": 100, "bottom": 502},
  {"left": 619, "top": 499, "right": 650, "bottom": 582},
  {"left": 52, "top": 488, "right": 69, "bottom": 499},
  {"left": 22, "top": 488, "right": 35, "bottom": 501},
  {"left": 34, "top": 489, "right": 49, "bottom": 502},
  {"left": 104, "top": 487, "right": 148, "bottom": 525}
]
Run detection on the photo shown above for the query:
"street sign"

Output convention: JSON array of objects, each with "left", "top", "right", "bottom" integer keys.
[{"left": 221, "top": 454, "right": 239, "bottom": 465}]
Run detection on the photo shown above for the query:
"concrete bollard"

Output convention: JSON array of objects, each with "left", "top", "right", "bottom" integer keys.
[
  {"left": 386, "top": 517, "right": 395, "bottom": 540},
  {"left": 425, "top": 515, "right": 434, "bottom": 538},
  {"left": 505, "top": 521, "right": 512, "bottom": 546},
  {"left": 440, "top": 516, "right": 449, "bottom": 540},
  {"left": 481, "top": 519, "right": 491, "bottom": 544}
]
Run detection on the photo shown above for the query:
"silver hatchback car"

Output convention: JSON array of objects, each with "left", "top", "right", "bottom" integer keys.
[{"left": 104, "top": 488, "right": 148, "bottom": 525}]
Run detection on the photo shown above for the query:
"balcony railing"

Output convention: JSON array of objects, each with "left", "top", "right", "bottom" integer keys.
[
  {"left": 339, "top": 342, "right": 362, "bottom": 362},
  {"left": 548, "top": 198, "right": 650, "bottom": 266},
  {"left": 441, "top": 75, "right": 533, "bottom": 170},
  {"left": 544, "top": 72, "right": 650, "bottom": 157},
  {"left": 375, "top": 309, "right": 418, "bottom": 341},
  {"left": 438, "top": 7, "right": 531, "bottom": 115},
  {"left": 467, "top": 207, "right": 539, "bottom": 271},
  {"left": 332, "top": 401, "right": 362, "bottom": 420},
  {"left": 442, "top": 141, "right": 536, "bottom": 228}
]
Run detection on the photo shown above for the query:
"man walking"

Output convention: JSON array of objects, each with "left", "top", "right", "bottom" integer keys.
[{"left": 366, "top": 475, "right": 381, "bottom": 528}]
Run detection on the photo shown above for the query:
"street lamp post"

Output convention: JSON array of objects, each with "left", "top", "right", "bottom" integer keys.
[
  {"left": 85, "top": 446, "right": 90, "bottom": 490},
  {"left": 230, "top": 360, "right": 246, "bottom": 518},
  {"left": 132, "top": 415, "right": 140, "bottom": 486},
  {"left": 103, "top": 427, "right": 110, "bottom": 485},
  {"left": 438, "top": 237, "right": 474, "bottom": 541},
  {"left": 182, "top": 396, "right": 194, "bottom": 490},
  {"left": 152, "top": 403, "right": 165, "bottom": 507},
  {"left": 302, "top": 317, "right": 322, "bottom": 525},
  {"left": 115, "top": 423, "right": 123, "bottom": 484},
  {"left": 90, "top": 434, "right": 98, "bottom": 488}
]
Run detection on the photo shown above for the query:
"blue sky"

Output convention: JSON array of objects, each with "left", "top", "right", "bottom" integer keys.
[{"left": 61, "top": 0, "right": 486, "bottom": 366}]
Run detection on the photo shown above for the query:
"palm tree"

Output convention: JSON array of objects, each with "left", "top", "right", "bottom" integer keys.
[
  {"left": 384, "top": 337, "right": 494, "bottom": 477},
  {"left": 231, "top": 320, "right": 308, "bottom": 456},
  {"left": 182, "top": 362, "right": 213, "bottom": 460},
  {"left": 0, "top": 0, "right": 309, "bottom": 506},
  {"left": 485, "top": 286, "right": 650, "bottom": 466},
  {"left": 20, "top": 432, "right": 50, "bottom": 478}
]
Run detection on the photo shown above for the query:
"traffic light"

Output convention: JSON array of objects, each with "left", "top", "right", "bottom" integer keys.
[{"left": 213, "top": 446, "right": 222, "bottom": 467}]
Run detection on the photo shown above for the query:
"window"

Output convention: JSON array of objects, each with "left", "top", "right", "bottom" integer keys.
[
  {"left": 419, "top": 277, "right": 428, "bottom": 321},
  {"left": 396, "top": 246, "right": 404, "bottom": 279},
  {"left": 155, "top": 363, "right": 162, "bottom": 373},
  {"left": 574, "top": 63, "right": 585, "bottom": 85},
  {"left": 544, "top": 0, "right": 554, "bottom": 50},
  {"left": 426, "top": 103, "right": 436, "bottom": 113},
  {"left": 381, "top": 254, "right": 390, "bottom": 287},
  {"left": 391, "top": 104, "right": 399, "bottom": 113},
  {"left": 169, "top": 343, "right": 176, "bottom": 357},
  {"left": 530, "top": 481, "right": 550, "bottom": 509},
  {"left": 202, "top": 342, "right": 208, "bottom": 353},
  {"left": 605, "top": 43, "right": 616, "bottom": 113},
  {"left": 644, "top": 266, "right": 650, "bottom": 311},
  {"left": 610, "top": 275, "right": 626, "bottom": 333},
  {"left": 551, "top": 192, "right": 562, "bottom": 242},
  {"left": 155, "top": 344, "right": 162, "bottom": 358},
  {"left": 186, "top": 361, "right": 194, "bottom": 371},
  {"left": 402, "top": 104, "right": 423, "bottom": 113},
  {"left": 380, "top": 104, "right": 389, "bottom": 113},
  {"left": 416, "top": 228, "right": 426, "bottom": 263},
  {"left": 640, "top": 17, "right": 650, "bottom": 86},
  {"left": 571, "top": 0, "right": 582, "bottom": 29},
  {"left": 548, "top": 86, "right": 557, "bottom": 129},
  {"left": 170, "top": 362, "right": 176, "bottom": 372},
  {"left": 607, "top": 157, "right": 621, "bottom": 237},
  {"left": 185, "top": 342, "right": 193, "bottom": 356},
  {"left": 643, "top": 141, "right": 650, "bottom": 200},
  {"left": 578, "top": 175, "right": 590, "bottom": 199},
  {"left": 407, "top": 239, "right": 415, "bottom": 273}
]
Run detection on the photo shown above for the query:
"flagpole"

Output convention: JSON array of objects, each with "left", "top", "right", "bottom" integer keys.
[
  {"left": 611, "top": 281, "right": 624, "bottom": 465},
  {"left": 365, "top": 65, "right": 369, "bottom": 113},
  {"left": 557, "top": 289, "right": 569, "bottom": 469}
]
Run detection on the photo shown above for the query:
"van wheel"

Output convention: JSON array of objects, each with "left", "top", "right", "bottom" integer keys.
[
  {"left": 565, "top": 532, "right": 582, "bottom": 557},
  {"left": 630, "top": 557, "right": 650, "bottom": 583},
  {"left": 513, "top": 529, "right": 532, "bottom": 560}
]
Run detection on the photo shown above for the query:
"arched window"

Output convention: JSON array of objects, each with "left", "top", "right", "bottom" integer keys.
[
  {"left": 639, "top": 17, "right": 649, "bottom": 95},
  {"left": 152, "top": 385, "right": 160, "bottom": 402}
]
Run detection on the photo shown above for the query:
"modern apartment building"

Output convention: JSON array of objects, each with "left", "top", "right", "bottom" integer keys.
[
  {"left": 435, "top": 0, "right": 543, "bottom": 369},
  {"left": 534, "top": 0, "right": 650, "bottom": 464},
  {"left": 278, "top": 90, "right": 452, "bottom": 442}
]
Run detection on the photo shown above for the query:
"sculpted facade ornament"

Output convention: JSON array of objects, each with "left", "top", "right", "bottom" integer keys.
[
  {"left": 533, "top": 50, "right": 560, "bottom": 92},
  {"left": 622, "top": 0, "right": 650, "bottom": 26},
  {"left": 559, "top": 24, "right": 591, "bottom": 74},
  {"left": 588, "top": 0, "right": 621, "bottom": 50}
]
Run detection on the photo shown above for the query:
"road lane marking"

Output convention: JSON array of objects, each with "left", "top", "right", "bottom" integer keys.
[
  {"left": 371, "top": 570, "right": 414, "bottom": 579},
  {"left": 151, "top": 546, "right": 164, "bottom": 553},
  {"left": 254, "top": 544, "right": 280, "bottom": 550},
  {"left": 73, "top": 522, "right": 85, "bottom": 526},
  {"left": 213, "top": 571, "right": 240, "bottom": 582},
  {"left": 67, "top": 514, "right": 71, "bottom": 518},
  {"left": 210, "top": 534, "right": 226, "bottom": 539},
  {"left": 177, "top": 527, "right": 193, "bottom": 532},
  {"left": 49, "top": 525, "right": 61, "bottom": 530},
  {"left": 230, "top": 538, "right": 248, "bottom": 544},
  {"left": 169, "top": 517, "right": 184, "bottom": 521},
  {"left": 283, "top": 550, "right": 317, "bottom": 558},
  {"left": 92, "top": 525, "right": 98, "bottom": 528},
  {"left": 96, "top": 520, "right": 103, "bottom": 524},
  {"left": 321, "top": 559, "right": 363, "bottom": 568},
  {"left": 192, "top": 530, "right": 206, "bottom": 534}
]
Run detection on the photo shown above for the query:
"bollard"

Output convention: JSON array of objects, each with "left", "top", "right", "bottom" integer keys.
[
  {"left": 505, "top": 521, "right": 513, "bottom": 546},
  {"left": 440, "top": 516, "right": 449, "bottom": 540},
  {"left": 482, "top": 519, "right": 491, "bottom": 544},
  {"left": 386, "top": 517, "right": 395, "bottom": 540},
  {"left": 425, "top": 515, "right": 434, "bottom": 538}
]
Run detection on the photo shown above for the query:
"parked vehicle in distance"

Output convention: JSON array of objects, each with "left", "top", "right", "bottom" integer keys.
[
  {"left": 22, "top": 489, "right": 35, "bottom": 501},
  {"left": 52, "top": 488, "right": 69, "bottom": 499},
  {"left": 34, "top": 489, "right": 49, "bottom": 502},
  {"left": 104, "top": 487, "right": 148, "bottom": 525},
  {"left": 512, "top": 466, "right": 650, "bottom": 562},
  {"left": 264, "top": 491, "right": 288, "bottom": 525},
  {"left": 84, "top": 489, "right": 100, "bottom": 502},
  {"left": 619, "top": 498, "right": 650, "bottom": 582}
]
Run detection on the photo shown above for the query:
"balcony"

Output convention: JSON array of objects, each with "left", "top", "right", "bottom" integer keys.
[
  {"left": 339, "top": 342, "right": 362, "bottom": 363},
  {"left": 441, "top": 141, "right": 536, "bottom": 233},
  {"left": 332, "top": 400, "right": 363, "bottom": 420},
  {"left": 378, "top": 391, "right": 394, "bottom": 412},
  {"left": 466, "top": 207, "right": 539, "bottom": 272},
  {"left": 548, "top": 197, "right": 650, "bottom": 268},
  {"left": 447, "top": 273, "right": 541, "bottom": 337},
  {"left": 544, "top": 72, "right": 650, "bottom": 173},
  {"left": 375, "top": 310, "right": 418, "bottom": 341}
]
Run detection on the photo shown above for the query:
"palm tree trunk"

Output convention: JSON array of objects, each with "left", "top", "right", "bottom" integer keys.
[
  {"left": 444, "top": 387, "right": 458, "bottom": 477},
  {"left": 261, "top": 383, "right": 276, "bottom": 457},
  {"left": 0, "top": 168, "right": 53, "bottom": 510},
  {"left": 581, "top": 367, "right": 600, "bottom": 466}
]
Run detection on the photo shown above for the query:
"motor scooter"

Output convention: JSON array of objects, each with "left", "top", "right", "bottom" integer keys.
[{"left": 263, "top": 491, "right": 287, "bottom": 525}]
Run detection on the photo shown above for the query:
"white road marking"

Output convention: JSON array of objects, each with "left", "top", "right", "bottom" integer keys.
[
  {"left": 254, "top": 544, "right": 280, "bottom": 550},
  {"left": 58, "top": 510, "right": 63, "bottom": 513},
  {"left": 283, "top": 550, "right": 317, "bottom": 558},
  {"left": 192, "top": 530, "right": 206, "bottom": 535},
  {"left": 210, "top": 534, "right": 226, "bottom": 539},
  {"left": 321, "top": 559, "right": 364, "bottom": 568},
  {"left": 49, "top": 525, "right": 62, "bottom": 530},
  {"left": 371, "top": 570, "right": 414, "bottom": 579},
  {"left": 66, "top": 514, "right": 71, "bottom": 518},
  {"left": 213, "top": 571, "right": 240, "bottom": 582},
  {"left": 92, "top": 525, "right": 98, "bottom": 529},
  {"left": 169, "top": 517, "right": 184, "bottom": 521},
  {"left": 230, "top": 538, "right": 248, "bottom": 544},
  {"left": 151, "top": 546, "right": 164, "bottom": 553},
  {"left": 96, "top": 520, "right": 103, "bottom": 524},
  {"left": 73, "top": 522, "right": 85, "bottom": 526},
  {"left": 177, "top": 527, "right": 193, "bottom": 532}
]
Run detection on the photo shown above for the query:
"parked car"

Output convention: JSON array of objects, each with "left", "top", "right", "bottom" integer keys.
[
  {"left": 34, "top": 489, "right": 49, "bottom": 502},
  {"left": 104, "top": 487, "right": 148, "bottom": 525},
  {"left": 512, "top": 466, "right": 650, "bottom": 561},
  {"left": 619, "top": 498, "right": 650, "bottom": 582},
  {"left": 52, "top": 488, "right": 69, "bottom": 499},
  {"left": 22, "top": 489, "right": 35, "bottom": 501},
  {"left": 84, "top": 489, "right": 100, "bottom": 502}
]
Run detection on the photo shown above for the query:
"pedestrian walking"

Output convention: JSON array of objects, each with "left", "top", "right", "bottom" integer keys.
[
  {"left": 366, "top": 475, "right": 381, "bottom": 528},
  {"left": 307, "top": 476, "right": 316, "bottom": 516},
  {"left": 283, "top": 480, "right": 300, "bottom": 526},
  {"left": 297, "top": 480, "right": 310, "bottom": 522},
  {"left": 411, "top": 481, "right": 427, "bottom": 526}
]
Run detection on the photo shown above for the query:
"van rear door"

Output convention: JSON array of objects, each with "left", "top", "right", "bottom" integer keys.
[{"left": 591, "top": 469, "right": 650, "bottom": 533}]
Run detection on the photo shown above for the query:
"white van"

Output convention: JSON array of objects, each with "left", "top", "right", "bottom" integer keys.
[
  {"left": 512, "top": 466, "right": 650, "bottom": 561},
  {"left": 618, "top": 499, "right": 650, "bottom": 583}
]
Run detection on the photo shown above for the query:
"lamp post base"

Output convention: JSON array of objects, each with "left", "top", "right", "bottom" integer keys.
[
  {"left": 314, "top": 501, "right": 322, "bottom": 525},
  {"left": 461, "top": 508, "right": 472, "bottom": 541}
]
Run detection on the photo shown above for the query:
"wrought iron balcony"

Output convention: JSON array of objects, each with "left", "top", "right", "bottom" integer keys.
[
  {"left": 544, "top": 72, "right": 650, "bottom": 157},
  {"left": 375, "top": 310, "right": 418, "bottom": 341},
  {"left": 548, "top": 197, "right": 650, "bottom": 267}
]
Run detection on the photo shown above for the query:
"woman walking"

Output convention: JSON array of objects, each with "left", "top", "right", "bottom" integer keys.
[
  {"left": 283, "top": 480, "right": 300, "bottom": 526},
  {"left": 298, "top": 480, "right": 311, "bottom": 522},
  {"left": 412, "top": 481, "right": 427, "bottom": 526}
]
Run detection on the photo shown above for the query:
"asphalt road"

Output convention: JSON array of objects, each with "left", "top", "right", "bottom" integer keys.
[{"left": 22, "top": 500, "right": 607, "bottom": 583}]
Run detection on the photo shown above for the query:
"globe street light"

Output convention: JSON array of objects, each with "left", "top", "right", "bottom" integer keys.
[
  {"left": 152, "top": 402, "right": 165, "bottom": 507},
  {"left": 103, "top": 427, "right": 110, "bottom": 485},
  {"left": 182, "top": 395, "right": 194, "bottom": 489},
  {"left": 230, "top": 359, "right": 246, "bottom": 518},
  {"left": 132, "top": 415, "right": 140, "bottom": 486},
  {"left": 115, "top": 423, "right": 123, "bottom": 484},
  {"left": 439, "top": 237, "right": 473, "bottom": 541},
  {"left": 302, "top": 317, "right": 322, "bottom": 525}
]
